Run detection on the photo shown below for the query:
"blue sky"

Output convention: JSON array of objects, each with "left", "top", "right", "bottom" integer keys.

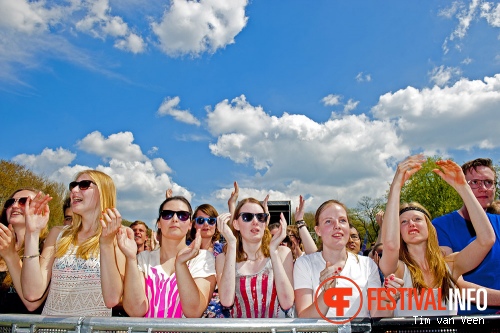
[{"left": 1, "top": 0, "right": 500, "bottom": 227}]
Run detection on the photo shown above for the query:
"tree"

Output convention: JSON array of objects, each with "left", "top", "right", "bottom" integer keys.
[
  {"left": 0, "top": 160, "right": 66, "bottom": 228},
  {"left": 399, "top": 156, "right": 462, "bottom": 219},
  {"left": 349, "top": 196, "right": 385, "bottom": 246}
]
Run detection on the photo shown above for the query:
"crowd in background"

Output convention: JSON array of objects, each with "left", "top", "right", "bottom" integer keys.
[{"left": 1, "top": 156, "right": 499, "bottom": 319}]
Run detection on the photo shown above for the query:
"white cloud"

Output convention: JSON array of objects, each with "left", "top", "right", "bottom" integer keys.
[
  {"left": 12, "top": 147, "right": 76, "bottom": 176},
  {"left": 343, "top": 99, "right": 359, "bottom": 114},
  {"left": 481, "top": 2, "right": 500, "bottom": 27},
  {"left": 76, "top": 0, "right": 145, "bottom": 53},
  {"left": 77, "top": 131, "right": 148, "bottom": 162},
  {"left": 12, "top": 131, "right": 185, "bottom": 226},
  {"left": 151, "top": 0, "right": 248, "bottom": 56},
  {"left": 0, "top": 0, "right": 53, "bottom": 33},
  {"left": 157, "top": 96, "right": 201, "bottom": 126},
  {"left": 356, "top": 72, "right": 372, "bottom": 82},
  {"left": 441, "top": 0, "right": 481, "bottom": 54},
  {"left": 429, "top": 65, "right": 462, "bottom": 87},
  {"left": 321, "top": 94, "right": 341, "bottom": 106},
  {"left": 462, "top": 57, "right": 473, "bottom": 65},
  {"left": 206, "top": 95, "right": 407, "bottom": 208},
  {"left": 372, "top": 74, "right": 500, "bottom": 151},
  {"left": 114, "top": 32, "right": 145, "bottom": 53}
]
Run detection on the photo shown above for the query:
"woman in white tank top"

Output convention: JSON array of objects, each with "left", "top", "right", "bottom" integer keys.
[{"left": 379, "top": 155, "right": 495, "bottom": 316}]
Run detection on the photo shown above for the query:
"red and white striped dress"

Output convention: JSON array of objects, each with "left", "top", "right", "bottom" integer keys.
[{"left": 231, "top": 258, "right": 280, "bottom": 318}]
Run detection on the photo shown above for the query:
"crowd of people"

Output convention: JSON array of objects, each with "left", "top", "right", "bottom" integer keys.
[{"left": 0, "top": 156, "right": 499, "bottom": 319}]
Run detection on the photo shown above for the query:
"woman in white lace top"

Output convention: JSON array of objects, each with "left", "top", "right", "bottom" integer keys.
[{"left": 21, "top": 170, "right": 125, "bottom": 316}]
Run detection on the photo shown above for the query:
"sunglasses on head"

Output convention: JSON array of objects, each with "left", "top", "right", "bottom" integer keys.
[
  {"left": 160, "top": 210, "right": 190, "bottom": 221},
  {"left": 5, "top": 197, "right": 29, "bottom": 209},
  {"left": 195, "top": 217, "right": 217, "bottom": 226},
  {"left": 69, "top": 180, "right": 96, "bottom": 191},
  {"left": 238, "top": 212, "right": 269, "bottom": 223}
]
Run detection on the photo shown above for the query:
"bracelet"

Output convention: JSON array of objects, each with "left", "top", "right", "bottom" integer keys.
[
  {"left": 21, "top": 254, "right": 40, "bottom": 259},
  {"left": 295, "top": 220, "right": 306, "bottom": 229}
]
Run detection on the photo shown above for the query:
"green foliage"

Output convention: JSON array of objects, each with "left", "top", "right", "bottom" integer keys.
[
  {"left": 349, "top": 196, "right": 385, "bottom": 245},
  {"left": 399, "top": 156, "right": 462, "bottom": 219},
  {"left": 0, "top": 160, "right": 67, "bottom": 228}
]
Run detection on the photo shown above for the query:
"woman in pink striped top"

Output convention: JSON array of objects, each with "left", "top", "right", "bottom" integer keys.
[
  {"left": 116, "top": 196, "right": 216, "bottom": 318},
  {"left": 216, "top": 197, "right": 294, "bottom": 318}
]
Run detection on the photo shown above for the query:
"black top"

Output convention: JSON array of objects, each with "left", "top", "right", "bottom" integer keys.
[{"left": 0, "top": 271, "right": 44, "bottom": 314}]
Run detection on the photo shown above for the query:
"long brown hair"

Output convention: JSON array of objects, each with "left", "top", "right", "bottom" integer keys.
[
  {"left": 1, "top": 188, "right": 48, "bottom": 289},
  {"left": 190, "top": 204, "right": 220, "bottom": 244},
  {"left": 399, "top": 202, "right": 457, "bottom": 302},
  {"left": 232, "top": 198, "right": 271, "bottom": 263}
]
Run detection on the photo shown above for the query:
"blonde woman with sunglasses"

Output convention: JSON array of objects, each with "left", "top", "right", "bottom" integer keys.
[
  {"left": 21, "top": 170, "right": 125, "bottom": 316},
  {"left": 216, "top": 197, "right": 294, "bottom": 318},
  {"left": 115, "top": 196, "right": 216, "bottom": 318}
]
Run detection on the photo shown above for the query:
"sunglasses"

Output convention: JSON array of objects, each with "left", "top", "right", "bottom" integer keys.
[
  {"left": 238, "top": 212, "right": 269, "bottom": 223},
  {"left": 5, "top": 197, "right": 29, "bottom": 209},
  {"left": 195, "top": 217, "right": 217, "bottom": 226},
  {"left": 69, "top": 180, "right": 96, "bottom": 191},
  {"left": 160, "top": 210, "right": 190, "bottom": 221}
]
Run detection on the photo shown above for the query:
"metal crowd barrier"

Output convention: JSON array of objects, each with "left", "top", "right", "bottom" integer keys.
[{"left": 1, "top": 314, "right": 500, "bottom": 333}]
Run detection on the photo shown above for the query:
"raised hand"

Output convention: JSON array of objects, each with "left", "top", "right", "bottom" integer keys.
[
  {"left": 228, "top": 181, "right": 239, "bottom": 216},
  {"left": 24, "top": 192, "right": 52, "bottom": 234},
  {"left": 100, "top": 208, "right": 122, "bottom": 245},
  {"left": 375, "top": 210, "right": 384, "bottom": 227},
  {"left": 320, "top": 261, "right": 342, "bottom": 290},
  {"left": 393, "top": 154, "right": 426, "bottom": 188},
  {"left": 263, "top": 194, "right": 270, "bottom": 223},
  {"left": 0, "top": 224, "right": 16, "bottom": 260},
  {"left": 117, "top": 227, "right": 138, "bottom": 259},
  {"left": 176, "top": 229, "right": 201, "bottom": 265},
  {"left": 166, "top": 188, "right": 173, "bottom": 198},
  {"left": 295, "top": 195, "right": 305, "bottom": 222},
  {"left": 433, "top": 159, "right": 466, "bottom": 188},
  {"left": 269, "top": 213, "right": 287, "bottom": 252},
  {"left": 217, "top": 213, "right": 236, "bottom": 245}
]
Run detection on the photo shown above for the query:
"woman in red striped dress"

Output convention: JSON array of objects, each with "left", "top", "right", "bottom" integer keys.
[{"left": 216, "top": 198, "right": 294, "bottom": 318}]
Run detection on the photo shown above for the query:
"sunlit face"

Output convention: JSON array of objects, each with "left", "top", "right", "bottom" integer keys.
[
  {"left": 233, "top": 202, "right": 266, "bottom": 243},
  {"left": 131, "top": 224, "right": 148, "bottom": 246},
  {"left": 70, "top": 174, "right": 100, "bottom": 217},
  {"left": 314, "top": 203, "right": 350, "bottom": 250},
  {"left": 346, "top": 227, "right": 361, "bottom": 254},
  {"left": 159, "top": 199, "right": 191, "bottom": 240},
  {"left": 194, "top": 210, "right": 216, "bottom": 239},
  {"left": 6, "top": 190, "right": 36, "bottom": 227},
  {"left": 465, "top": 166, "right": 496, "bottom": 209},
  {"left": 399, "top": 210, "right": 428, "bottom": 245}
]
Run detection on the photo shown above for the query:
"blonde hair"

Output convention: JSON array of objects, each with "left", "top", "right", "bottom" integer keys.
[
  {"left": 55, "top": 170, "right": 116, "bottom": 259},
  {"left": 399, "top": 202, "right": 456, "bottom": 302},
  {"left": 232, "top": 198, "right": 271, "bottom": 263}
]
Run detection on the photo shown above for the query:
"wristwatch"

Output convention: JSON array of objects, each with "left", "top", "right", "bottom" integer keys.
[{"left": 295, "top": 220, "right": 306, "bottom": 229}]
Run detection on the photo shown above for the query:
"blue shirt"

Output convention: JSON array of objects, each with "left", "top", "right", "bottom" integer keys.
[{"left": 433, "top": 211, "right": 500, "bottom": 314}]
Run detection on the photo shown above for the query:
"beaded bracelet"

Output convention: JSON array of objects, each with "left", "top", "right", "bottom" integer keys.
[{"left": 21, "top": 254, "right": 40, "bottom": 259}]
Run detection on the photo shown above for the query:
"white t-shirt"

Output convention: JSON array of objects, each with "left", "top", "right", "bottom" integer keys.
[
  {"left": 294, "top": 251, "right": 381, "bottom": 318},
  {"left": 137, "top": 248, "right": 215, "bottom": 318}
]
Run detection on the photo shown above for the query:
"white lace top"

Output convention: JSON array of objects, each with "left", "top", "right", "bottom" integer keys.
[{"left": 42, "top": 236, "right": 110, "bottom": 316}]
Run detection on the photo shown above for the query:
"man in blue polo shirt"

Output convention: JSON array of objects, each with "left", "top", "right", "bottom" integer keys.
[{"left": 433, "top": 158, "right": 500, "bottom": 314}]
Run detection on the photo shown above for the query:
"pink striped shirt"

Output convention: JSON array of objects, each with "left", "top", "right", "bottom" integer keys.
[
  {"left": 137, "top": 249, "right": 215, "bottom": 318},
  {"left": 231, "top": 258, "right": 280, "bottom": 318}
]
